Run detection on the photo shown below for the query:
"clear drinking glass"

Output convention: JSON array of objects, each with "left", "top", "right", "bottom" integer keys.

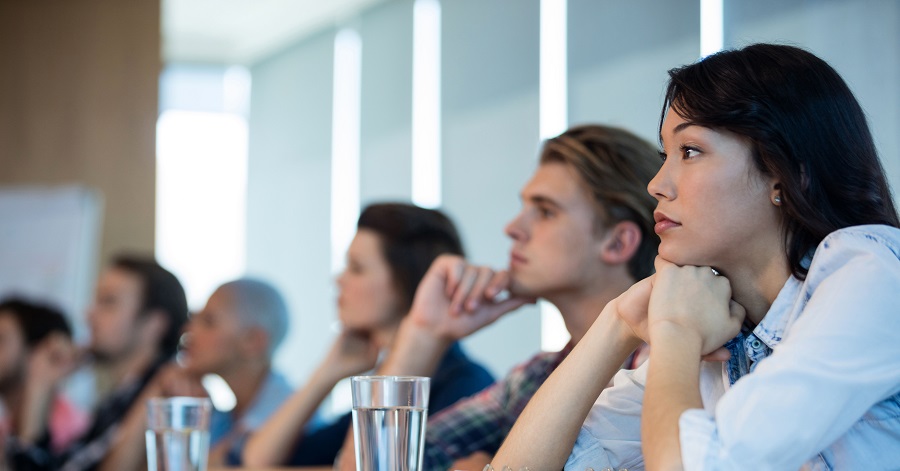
[
  {"left": 351, "top": 375, "right": 430, "bottom": 471},
  {"left": 145, "top": 397, "right": 212, "bottom": 471}
]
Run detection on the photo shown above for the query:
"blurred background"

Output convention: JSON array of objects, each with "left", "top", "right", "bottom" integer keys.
[{"left": 0, "top": 0, "right": 898, "bottom": 397}]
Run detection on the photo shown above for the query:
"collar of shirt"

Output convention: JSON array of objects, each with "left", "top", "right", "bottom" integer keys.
[{"left": 723, "top": 275, "right": 799, "bottom": 385}]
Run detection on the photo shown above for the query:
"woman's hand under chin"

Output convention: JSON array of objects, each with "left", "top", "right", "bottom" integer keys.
[
  {"left": 648, "top": 256, "right": 746, "bottom": 356},
  {"left": 321, "top": 329, "right": 380, "bottom": 380}
]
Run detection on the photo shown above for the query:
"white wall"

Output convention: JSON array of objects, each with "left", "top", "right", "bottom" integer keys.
[
  {"left": 359, "top": 0, "right": 414, "bottom": 204},
  {"left": 246, "top": 31, "right": 336, "bottom": 386},
  {"left": 568, "top": 0, "right": 700, "bottom": 142},
  {"left": 441, "top": 0, "right": 543, "bottom": 377}
]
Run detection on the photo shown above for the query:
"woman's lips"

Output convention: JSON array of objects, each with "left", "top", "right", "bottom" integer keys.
[{"left": 654, "top": 211, "right": 681, "bottom": 234}]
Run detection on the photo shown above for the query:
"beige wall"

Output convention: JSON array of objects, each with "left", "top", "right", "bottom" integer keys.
[{"left": 0, "top": 0, "right": 161, "bottom": 263}]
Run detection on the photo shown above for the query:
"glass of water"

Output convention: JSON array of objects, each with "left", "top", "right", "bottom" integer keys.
[
  {"left": 145, "top": 396, "right": 212, "bottom": 471},
  {"left": 351, "top": 376, "right": 430, "bottom": 471}
]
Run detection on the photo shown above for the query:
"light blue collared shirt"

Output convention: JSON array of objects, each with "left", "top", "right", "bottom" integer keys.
[
  {"left": 566, "top": 224, "right": 900, "bottom": 471},
  {"left": 210, "top": 370, "right": 293, "bottom": 460}
]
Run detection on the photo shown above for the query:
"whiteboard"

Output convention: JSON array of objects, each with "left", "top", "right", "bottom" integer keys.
[{"left": 0, "top": 186, "right": 103, "bottom": 342}]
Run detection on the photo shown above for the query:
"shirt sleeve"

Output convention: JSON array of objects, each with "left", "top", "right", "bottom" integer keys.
[
  {"left": 564, "top": 363, "right": 647, "bottom": 471},
  {"left": 427, "top": 343, "right": 495, "bottom": 416},
  {"left": 423, "top": 350, "right": 563, "bottom": 469},
  {"left": 423, "top": 377, "right": 513, "bottom": 470},
  {"left": 678, "top": 230, "right": 900, "bottom": 470},
  {"left": 284, "top": 413, "right": 353, "bottom": 466}
]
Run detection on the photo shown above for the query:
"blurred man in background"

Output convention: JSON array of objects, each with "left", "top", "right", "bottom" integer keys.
[{"left": 6, "top": 254, "right": 189, "bottom": 471}]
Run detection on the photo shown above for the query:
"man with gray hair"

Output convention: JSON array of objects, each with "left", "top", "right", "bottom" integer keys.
[{"left": 99, "top": 277, "right": 294, "bottom": 470}]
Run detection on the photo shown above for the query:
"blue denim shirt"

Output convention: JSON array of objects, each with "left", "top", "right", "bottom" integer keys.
[{"left": 567, "top": 224, "right": 900, "bottom": 470}]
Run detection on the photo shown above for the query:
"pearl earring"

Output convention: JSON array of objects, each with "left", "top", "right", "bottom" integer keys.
[{"left": 774, "top": 195, "right": 782, "bottom": 205}]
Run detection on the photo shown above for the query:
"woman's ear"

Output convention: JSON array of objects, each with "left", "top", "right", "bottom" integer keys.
[
  {"left": 599, "top": 220, "right": 642, "bottom": 266},
  {"left": 771, "top": 182, "right": 784, "bottom": 206}
]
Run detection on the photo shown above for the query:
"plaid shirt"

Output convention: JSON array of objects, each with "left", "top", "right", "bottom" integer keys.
[{"left": 423, "top": 343, "right": 573, "bottom": 471}]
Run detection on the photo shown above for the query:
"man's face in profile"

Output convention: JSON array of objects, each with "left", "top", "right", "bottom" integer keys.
[
  {"left": 504, "top": 162, "right": 608, "bottom": 299},
  {"left": 87, "top": 268, "right": 144, "bottom": 362}
]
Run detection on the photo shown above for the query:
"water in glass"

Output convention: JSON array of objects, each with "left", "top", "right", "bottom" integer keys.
[{"left": 352, "top": 405, "right": 427, "bottom": 471}]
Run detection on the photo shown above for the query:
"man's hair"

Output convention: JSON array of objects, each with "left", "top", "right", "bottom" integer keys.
[
  {"left": 540, "top": 125, "right": 662, "bottom": 280},
  {"left": 0, "top": 297, "right": 72, "bottom": 347},
  {"left": 111, "top": 254, "right": 189, "bottom": 358},
  {"left": 215, "top": 278, "right": 289, "bottom": 357}
]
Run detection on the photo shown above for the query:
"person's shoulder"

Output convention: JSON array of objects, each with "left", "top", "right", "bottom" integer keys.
[
  {"left": 805, "top": 224, "right": 900, "bottom": 300},
  {"left": 812, "top": 224, "right": 900, "bottom": 272},
  {"left": 238, "top": 370, "right": 295, "bottom": 431},
  {"left": 266, "top": 369, "right": 294, "bottom": 391},
  {"left": 820, "top": 224, "right": 900, "bottom": 254},
  {"left": 434, "top": 343, "right": 495, "bottom": 386},
  {"left": 258, "top": 369, "right": 295, "bottom": 404},
  {"left": 497, "top": 346, "right": 569, "bottom": 389}
]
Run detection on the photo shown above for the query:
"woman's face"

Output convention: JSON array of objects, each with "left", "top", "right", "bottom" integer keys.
[
  {"left": 336, "top": 229, "right": 402, "bottom": 332},
  {"left": 648, "top": 109, "right": 783, "bottom": 271}
]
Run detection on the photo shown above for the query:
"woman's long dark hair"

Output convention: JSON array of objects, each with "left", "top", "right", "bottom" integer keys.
[{"left": 661, "top": 43, "right": 899, "bottom": 279}]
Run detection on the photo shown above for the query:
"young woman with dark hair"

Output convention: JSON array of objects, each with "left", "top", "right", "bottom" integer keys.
[
  {"left": 241, "top": 203, "right": 494, "bottom": 467},
  {"left": 492, "top": 43, "right": 900, "bottom": 470}
]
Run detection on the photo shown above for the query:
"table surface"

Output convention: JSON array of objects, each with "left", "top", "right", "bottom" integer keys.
[{"left": 210, "top": 467, "right": 331, "bottom": 471}]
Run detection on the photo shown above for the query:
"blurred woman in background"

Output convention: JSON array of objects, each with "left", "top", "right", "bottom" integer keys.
[{"left": 242, "top": 202, "right": 495, "bottom": 467}]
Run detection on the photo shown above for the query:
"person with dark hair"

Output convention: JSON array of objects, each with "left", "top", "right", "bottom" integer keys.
[
  {"left": 492, "top": 43, "right": 900, "bottom": 470},
  {"left": 242, "top": 203, "right": 495, "bottom": 467},
  {"left": 96, "top": 256, "right": 189, "bottom": 363},
  {"left": 7, "top": 255, "right": 189, "bottom": 471},
  {"left": 0, "top": 299, "right": 88, "bottom": 458},
  {"left": 335, "top": 124, "right": 662, "bottom": 471}
]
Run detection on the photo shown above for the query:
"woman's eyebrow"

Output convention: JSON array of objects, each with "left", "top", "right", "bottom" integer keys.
[{"left": 660, "top": 122, "right": 698, "bottom": 145}]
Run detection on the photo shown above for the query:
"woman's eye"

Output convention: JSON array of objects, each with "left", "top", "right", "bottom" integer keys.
[
  {"left": 682, "top": 146, "right": 700, "bottom": 159},
  {"left": 658, "top": 151, "right": 667, "bottom": 162}
]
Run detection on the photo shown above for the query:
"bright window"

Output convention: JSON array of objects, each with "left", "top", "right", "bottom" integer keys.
[
  {"left": 155, "top": 110, "right": 248, "bottom": 310},
  {"left": 539, "top": 0, "right": 571, "bottom": 352}
]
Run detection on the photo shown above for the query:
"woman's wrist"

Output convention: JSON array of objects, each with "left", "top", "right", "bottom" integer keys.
[
  {"left": 310, "top": 361, "right": 347, "bottom": 388},
  {"left": 648, "top": 320, "right": 703, "bottom": 356}
]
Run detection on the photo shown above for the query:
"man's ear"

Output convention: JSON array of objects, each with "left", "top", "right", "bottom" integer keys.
[
  {"left": 140, "top": 308, "right": 171, "bottom": 349},
  {"left": 240, "top": 327, "right": 270, "bottom": 358},
  {"left": 599, "top": 220, "right": 642, "bottom": 266}
]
